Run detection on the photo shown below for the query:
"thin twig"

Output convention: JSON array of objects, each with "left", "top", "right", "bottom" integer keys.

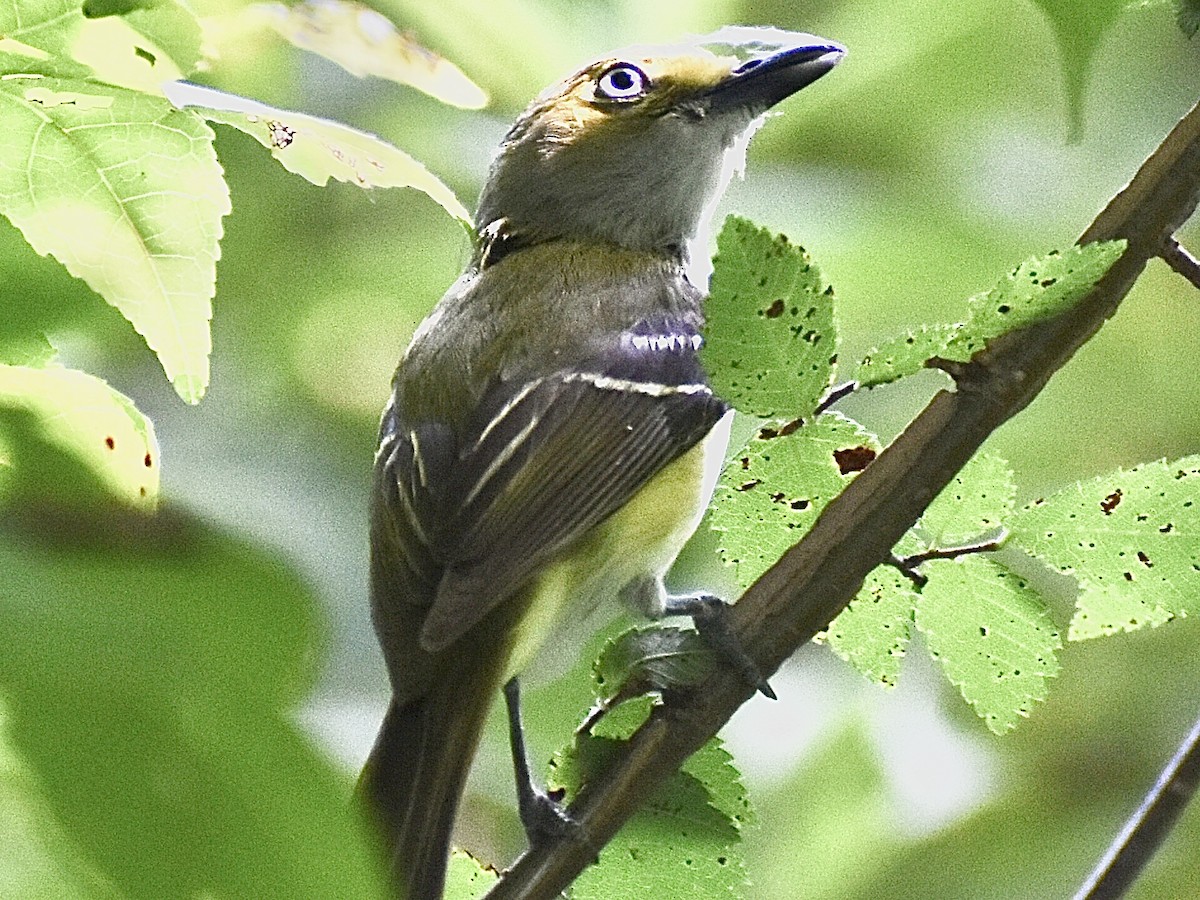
[
  {"left": 1161, "top": 236, "right": 1200, "bottom": 290},
  {"left": 887, "top": 531, "right": 1008, "bottom": 586},
  {"left": 1074, "top": 712, "right": 1200, "bottom": 900},
  {"left": 485, "top": 99, "right": 1200, "bottom": 900}
]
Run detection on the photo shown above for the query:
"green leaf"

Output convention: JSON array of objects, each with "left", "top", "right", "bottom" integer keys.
[
  {"left": 0, "top": 75, "right": 228, "bottom": 403},
  {"left": 0, "top": 0, "right": 83, "bottom": 58},
  {"left": 916, "top": 557, "right": 1061, "bottom": 734},
  {"left": 1010, "top": 456, "right": 1200, "bottom": 640},
  {"left": 702, "top": 215, "right": 837, "bottom": 421},
  {"left": 253, "top": 0, "right": 487, "bottom": 108},
  {"left": 940, "top": 241, "right": 1126, "bottom": 363},
  {"left": 919, "top": 452, "right": 1015, "bottom": 547},
  {"left": 823, "top": 566, "right": 916, "bottom": 688},
  {"left": 165, "top": 81, "right": 472, "bottom": 227},
  {"left": 0, "top": 335, "right": 55, "bottom": 368},
  {"left": 0, "top": 419, "right": 386, "bottom": 899},
  {"left": 0, "top": 0, "right": 202, "bottom": 87},
  {"left": 1027, "top": 0, "right": 1129, "bottom": 140},
  {"left": 710, "top": 414, "right": 880, "bottom": 591},
  {"left": 550, "top": 731, "right": 749, "bottom": 900},
  {"left": 443, "top": 850, "right": 497, "bottom": 900},
  {"left": 0, "top": 364, "right": 159, "bottom": 507},
  {"left": 593, "top": 626, "right": 714, "bottom": 703},
  {"left": 855, "top": 323, "right": 958, "bottom": 388}
]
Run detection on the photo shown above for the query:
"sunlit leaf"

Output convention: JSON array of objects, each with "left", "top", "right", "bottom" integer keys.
[
  {"left": 0, "top": 0, "right": 202, "bottom": 88},
  {"left": 916, "top": 557, "right": 1061, "bottom": 734},
  {"left": 254, "top": 0, "right": 486, "bottom": 108},
  {"left": 0, "top": 75, "right": 228, "bottom": 403},
  {"left": 823, "top": 566, "right": 916, "bottom": 688},
  {"left": 855, "top": 323, "right": 958, "bottom": 388},
  {"left": 919, "top": 452, "right": 1015, "bottom": 548},
  {"left": 443, "top": 850, "right": 497, "bottom": 900},
  {"left": 550, "top": 724, "right": 750, "bottom": 900},
  {"left": 702, "top": 215, "right": 837, "bottom": 421},
  {"left": 0, "top": 364, "right": 159, "bottom": 507},
  {"left": 940, "top": 242, "right": 1126, "bottom": 363},
  {"left": 165, "top": 80, "right": 472, "bottom": 227},
  {"left": 709, "top": 414, "right": 880, "bottom": 591},
  {"left": 1011, "top": 455, "right": 1200, "bottom": 640}
]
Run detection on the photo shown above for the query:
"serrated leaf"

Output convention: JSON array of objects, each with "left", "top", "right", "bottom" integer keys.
[
  {"left": 916, "top": 556, "right": 1061, "bottom": 734},
  {"left": 0, "top": 76, "right": 228, "bottom": 403},
  {"left": 823, "top": 566, "right": 916, "bottom": 687},
  {"left": 855, "top": 323, "right": 958, "bottom": 388},
  {"left": 1028, "top": 0, "right": 1128, "bottom": 140},
  {"left": 0, "top": 365, "right": 158, "bottom": 507},
  {"left": 253, "top": 0, "right": 486, "bottom": 108},
  {"left": 1011, "top": 456, "right": 1200, "bottom": 640},
  {"left": 710, "top": 414, "right": 880, "bottom": 590},
  {"left": 940, "top": 241, "right": 1126, "bottom": 363},
  {"left": 551, "top": 732, "right": 748, "bottom": 900},
  {"left": 164, "top": 81, "right": 471, "bottom": 226},
  {"left": 702, "top": 215, "right": 837, "bottom": 421},
  {"left": 919, "top": 452, "right": 1015, "bottom": 547}
]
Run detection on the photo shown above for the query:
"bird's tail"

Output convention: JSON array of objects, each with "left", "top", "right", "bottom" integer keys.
[{"left": 357, "top": 667, "right": 503, "bottom": 900}]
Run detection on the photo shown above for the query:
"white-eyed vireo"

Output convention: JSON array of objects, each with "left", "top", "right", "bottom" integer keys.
[{"left": 359, "top": 27, "right": 844, "bottom": 899}]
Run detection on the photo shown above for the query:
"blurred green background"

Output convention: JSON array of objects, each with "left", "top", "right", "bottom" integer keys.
[{"left": 4, "top": 0, "right": 1200, "bottom": 896}]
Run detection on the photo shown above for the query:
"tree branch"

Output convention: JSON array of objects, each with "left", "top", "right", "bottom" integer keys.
[
  {"left": 485, "top": 99, "right": 1200, "bottom": 900},
  {"left": 1073, "top": 711, "right": 1200, "bottom": 900}
]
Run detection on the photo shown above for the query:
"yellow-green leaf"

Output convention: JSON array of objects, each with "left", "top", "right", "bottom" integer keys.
[
  {"left": 0, "top": 75, "right": 228, "bottom": 403},
  {"left": 253, "top": 0, "right": 486, "bottom": 109},
  {"left": 164, "top": 81, "right": 472, "bottom": 227},
  {"left": 0, "top": 365, "right": 159, "bottom": 507}
]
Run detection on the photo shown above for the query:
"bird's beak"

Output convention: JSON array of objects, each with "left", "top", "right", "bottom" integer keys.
[{"left": 700, "top": 28, "right": 846, "bottom": 115}]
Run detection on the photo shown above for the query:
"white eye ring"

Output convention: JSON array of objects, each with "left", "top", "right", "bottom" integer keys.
[{"left": 596, "top": 63, "right": 649, "bottom": 101}]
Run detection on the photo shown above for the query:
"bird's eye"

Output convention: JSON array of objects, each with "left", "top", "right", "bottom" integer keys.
[{"left": 595, "top": 63, "right": 649, "bottom": 101}]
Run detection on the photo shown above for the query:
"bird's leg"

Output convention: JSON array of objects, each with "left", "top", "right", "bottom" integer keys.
[
  {"left": 503, "top": 677, "right": 580, "bottom": 847},
  {"left": 661, "top": 592, "right": 777, "bottom": 700},
  {"left": 621, "top": 577, "right": 776, "bottom": 700}
]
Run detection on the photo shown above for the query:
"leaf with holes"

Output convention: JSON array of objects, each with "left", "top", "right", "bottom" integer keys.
[
  {"left": 0, "top": 73, "right": 228, "bottom": 403},
  {"left": 855, "top": 323, "right": 958, "bottom": 388},
  {"left": 165, "top": 81, "right": 471, "bottom": 227},
  {"left": 1010, "top": 456, "right": 1200, "bottom": 640},
  {"left": 916, "top": 556, "right": 1061, "bottom": 734},
  {"left": 709, "top": 414, "right": 880, "bottom": 591},
  {"left": 702, "top": 215, "right": 837, "bottom": 421},
  {"left": 918, "top": 452, "right": 1015, "bottom": 548},
  {"left": 940, "top": 242, "right": 1125, "bottom": 363},
  {"left": 550, "top": 719, "right": 750, "bottom": 900},
  {"left": 822, "top": 566, "right": 917, "bottom": 688}
]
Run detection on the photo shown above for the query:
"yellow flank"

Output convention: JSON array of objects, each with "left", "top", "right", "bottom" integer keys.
[{"left": 503, "top": 420, "right": 728, "bottom": 679}]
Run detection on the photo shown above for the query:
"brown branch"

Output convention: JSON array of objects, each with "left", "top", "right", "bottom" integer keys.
[{"left": 484, "top": 98, "right": 1200, "bottom": 900}]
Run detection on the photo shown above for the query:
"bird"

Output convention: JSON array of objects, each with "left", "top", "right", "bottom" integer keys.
[{"left": 358, "top": 26, "right": 844, "bottom": 899}]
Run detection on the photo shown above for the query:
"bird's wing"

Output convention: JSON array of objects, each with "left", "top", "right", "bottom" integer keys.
[{"left": 382, "top": 330, "right": 728, "bottom": 652}]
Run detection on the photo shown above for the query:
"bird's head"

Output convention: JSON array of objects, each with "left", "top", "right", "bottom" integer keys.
[{"left": 475, "top": 27, "right": 844, "bottom": 263}]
